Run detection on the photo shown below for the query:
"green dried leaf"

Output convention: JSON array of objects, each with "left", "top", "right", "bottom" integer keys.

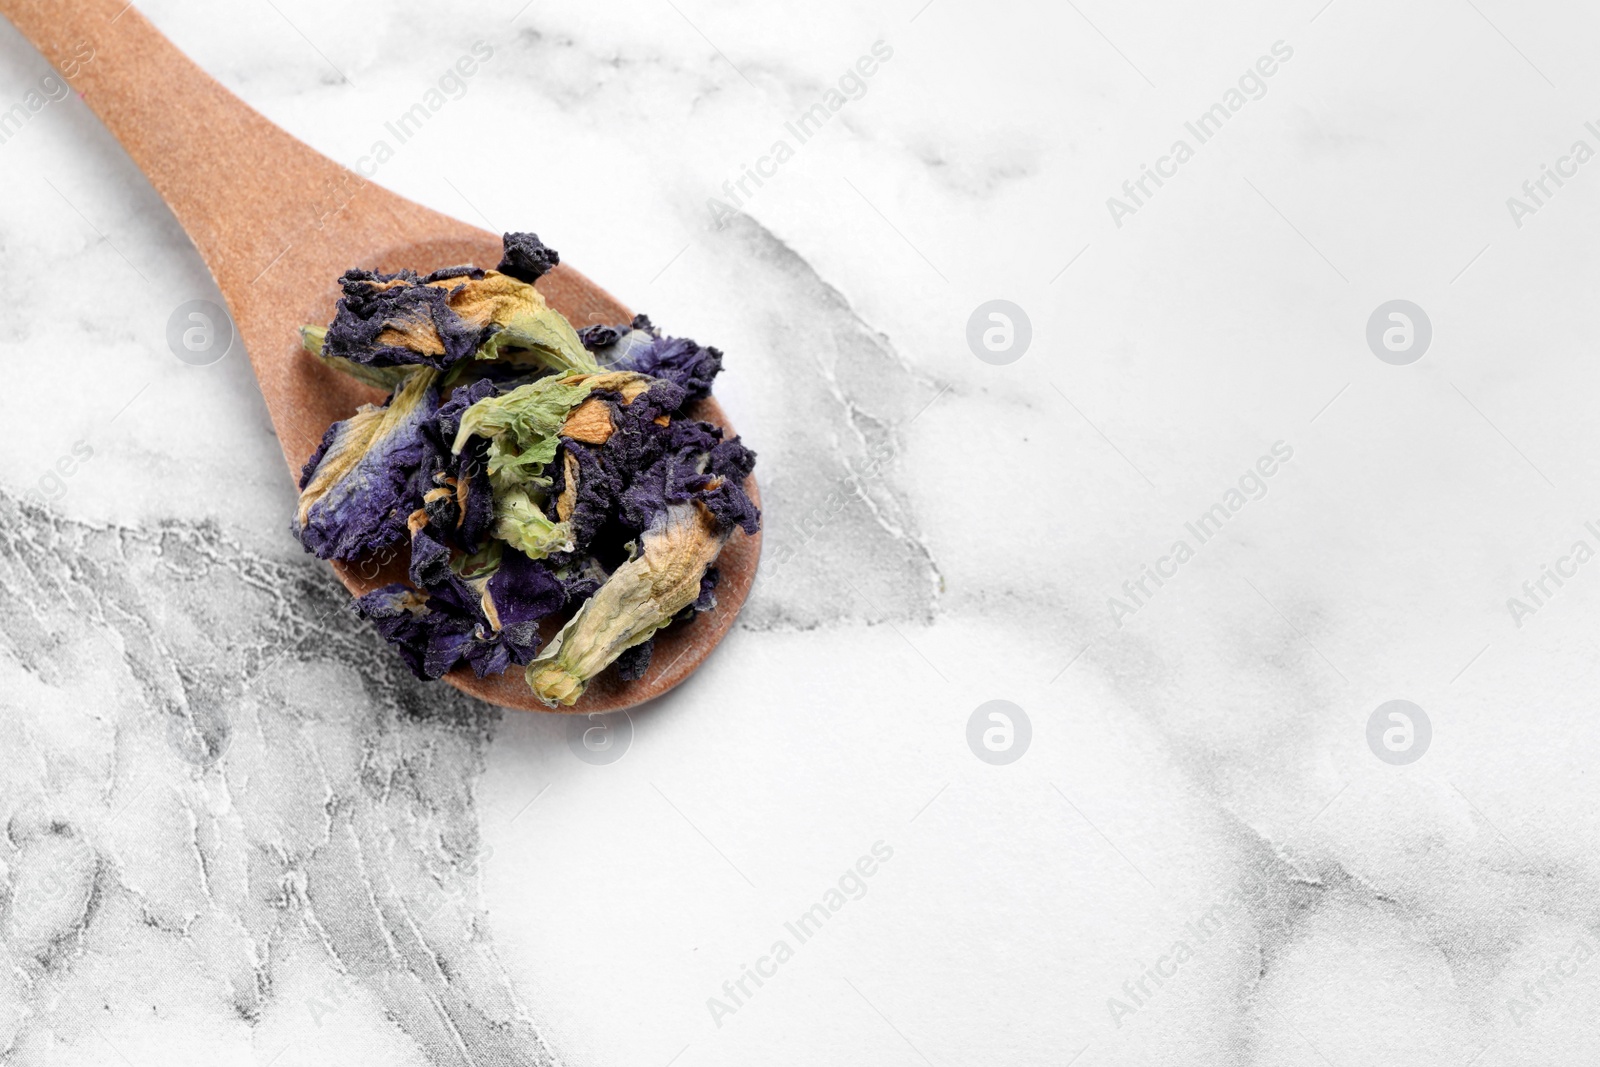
[{"left": 525, "top": 503, "right": 727, "bottom": 706}]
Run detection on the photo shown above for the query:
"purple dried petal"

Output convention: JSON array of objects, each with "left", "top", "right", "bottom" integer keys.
[{"left": 497, "top": 232, "right": 560, "bottom": 284}]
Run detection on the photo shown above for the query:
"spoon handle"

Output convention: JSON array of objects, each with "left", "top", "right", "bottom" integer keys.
[{"left": 0, "top": 0, "right": 377, "bottom": 295}]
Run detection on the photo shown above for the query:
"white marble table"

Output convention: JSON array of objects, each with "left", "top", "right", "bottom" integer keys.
[{"left": 3, "top": 1, "right": 1599, "bottom": 1064}]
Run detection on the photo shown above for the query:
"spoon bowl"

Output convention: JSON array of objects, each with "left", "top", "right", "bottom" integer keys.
[{"left": 1, "top": 0, "right": 759, "bottom": 713}]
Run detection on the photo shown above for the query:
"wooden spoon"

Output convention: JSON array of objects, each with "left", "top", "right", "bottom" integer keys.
[{"left": 1, "top": 0, "right": 760, "bottom": 713}]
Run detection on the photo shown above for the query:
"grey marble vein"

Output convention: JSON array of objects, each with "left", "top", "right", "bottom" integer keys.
[{"left": 0, "top": 491, "right": 555, "bottom": 1065}]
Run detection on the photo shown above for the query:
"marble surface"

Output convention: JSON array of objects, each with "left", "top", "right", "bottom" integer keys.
[{"left": 4, "top": 0, "right": 1600, "bottom": 1064}]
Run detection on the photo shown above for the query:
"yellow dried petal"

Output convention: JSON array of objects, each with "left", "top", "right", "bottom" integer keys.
[
  {"left": 561, "top": 398, "right": 613, "bottom": 444},
  {"left": 556, "top": 451, "right": 580, "bottom": 522}
]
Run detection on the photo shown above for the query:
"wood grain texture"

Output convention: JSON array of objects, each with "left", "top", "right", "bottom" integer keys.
[{"left": 0, "top": 0, "right": 760, "bottom": 713}]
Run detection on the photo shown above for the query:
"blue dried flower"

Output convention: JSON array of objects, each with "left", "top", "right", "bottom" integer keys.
[{"left": 293, "top": 369, "right": 442, "bottom": 562}]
